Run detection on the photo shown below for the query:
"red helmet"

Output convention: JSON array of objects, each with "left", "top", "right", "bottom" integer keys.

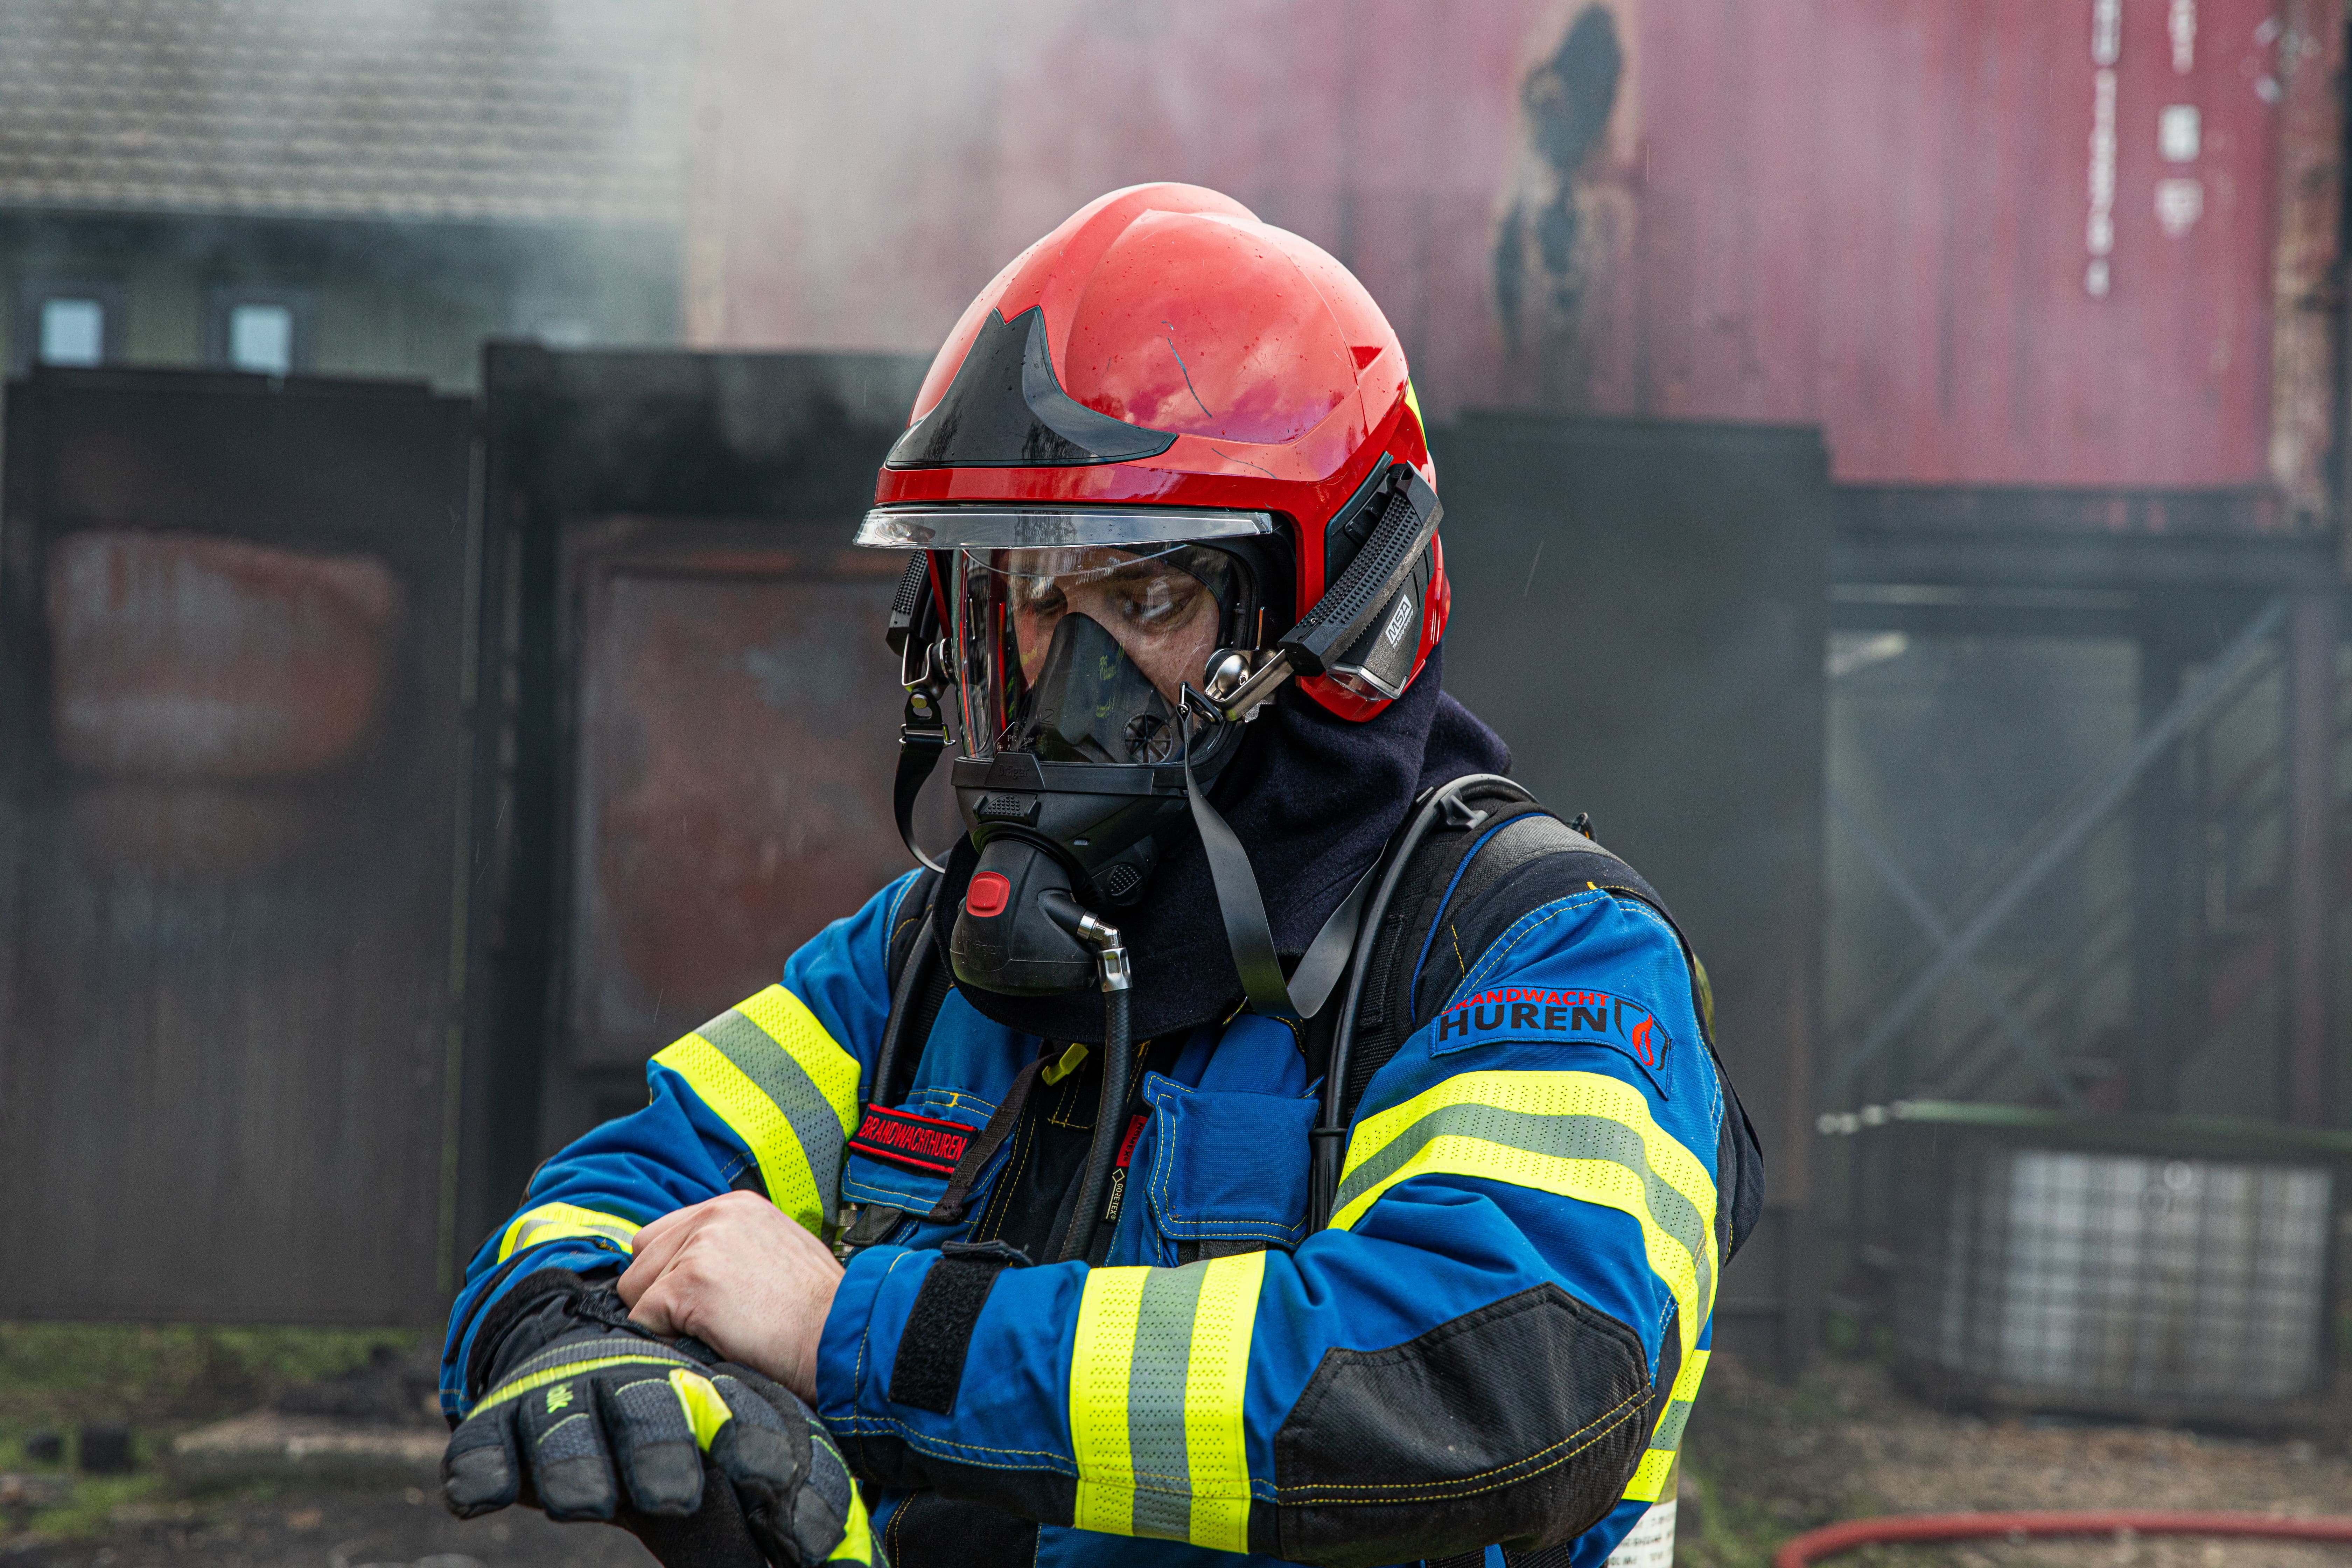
[
  {"left": 860, "top": 185, "right": 1450, "bottom": 1006},
  {"left": 866, "top": 181, "right": 1447, "bottom": 722}
]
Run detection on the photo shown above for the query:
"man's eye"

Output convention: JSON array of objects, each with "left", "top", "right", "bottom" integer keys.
[{"left": 1125, "top": 581, "right": 1192, "bottom": 624}]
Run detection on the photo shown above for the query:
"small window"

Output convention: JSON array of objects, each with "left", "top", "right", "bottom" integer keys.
[
  {"left": 39, "top": 298, "right": 106, "bottom": 366},
  {"left": 205, "top": 288, "right": 312, "bottom": 376},
  {"left": 13, "top": 280, "right": 124, "bottom": 371},
  {"left": 227, "top": 303, "right": 294, "bottom": 376}
]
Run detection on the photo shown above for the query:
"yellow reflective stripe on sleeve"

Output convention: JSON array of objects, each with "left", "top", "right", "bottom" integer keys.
[
  {"left": 1068, "top": 1252, "right": 1267, "bottom": 1552},
  {"left": 653, "top": 984, "right": 861, "bottom": 1233},
  {"left": 668, "top": 1367, "right": 733, "bottom": 1450},
  {"left": 1332, "top": 1070, "right": 1717, "bottom": 1366},
  {"left": 1070, "top": 1269, "right": 1148, "bottom": 1534},
  {"left": 497, "top": 1201, "right": 640, "bottom": 1263},
  {"left": 1181, "top": 1250, "right": 1264, "bottom": 1553},
  {"left": 1623, "top": 1346, "right": 1709, "bottom": 1503}
]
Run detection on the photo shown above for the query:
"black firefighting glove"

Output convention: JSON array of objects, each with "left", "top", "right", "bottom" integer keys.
[{"left": 442, "top": 1320, "right": 881, "bottom": 1567}]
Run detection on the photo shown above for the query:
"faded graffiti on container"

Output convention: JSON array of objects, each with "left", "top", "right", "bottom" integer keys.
[{"left": 1493, "top": 3, "right": 1630, "bottom": 406}]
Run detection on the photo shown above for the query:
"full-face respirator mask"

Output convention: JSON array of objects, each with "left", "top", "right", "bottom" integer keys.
[{"left": 858, "top": 460, "right": 1442, "bottom": 1018}]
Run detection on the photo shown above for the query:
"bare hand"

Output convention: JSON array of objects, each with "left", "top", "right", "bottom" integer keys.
[{"left": 617, "top": 1191, "right": 844, "bottom": 1404}]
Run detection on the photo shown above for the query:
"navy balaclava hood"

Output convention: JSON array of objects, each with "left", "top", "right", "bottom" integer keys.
[{"left": 931, "top": 644, "right": 1512, "bottom": 1044}]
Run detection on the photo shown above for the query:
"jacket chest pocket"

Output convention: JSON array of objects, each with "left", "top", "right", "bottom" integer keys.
[
  {"left": 840, "top": 1090, "right": 1001, "bottom": 1246},
  {"left": 1138, "top": 1074, "right": 1316, "bottom": 1263}
]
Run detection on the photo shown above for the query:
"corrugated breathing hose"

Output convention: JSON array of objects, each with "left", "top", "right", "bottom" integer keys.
[{"left": 1040, "top": 890, "right": 1131, "bottom": 1264}]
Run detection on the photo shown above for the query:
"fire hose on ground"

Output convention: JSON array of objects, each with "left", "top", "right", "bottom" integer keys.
[{"left": 1775, "top": 1510, "right": 2352, "bottom": 1567}]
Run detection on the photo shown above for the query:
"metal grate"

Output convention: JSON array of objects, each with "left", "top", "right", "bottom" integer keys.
[{"left": 1899, "top": 1139, "right": 2331, "bottom": 1406}]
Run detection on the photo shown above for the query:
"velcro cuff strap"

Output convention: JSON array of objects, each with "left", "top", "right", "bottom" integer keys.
[
  {"left": 886, "top": 1255, "right": 1009, "bottom": 1415},
  {"left": 463, "top": 1266, "right": 608, "bottom": 1402}
]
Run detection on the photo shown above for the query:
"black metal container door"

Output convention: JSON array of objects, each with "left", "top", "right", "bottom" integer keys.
[
  {"left": 1432, "top": 411, "right": 1834, "bottom": 1374},
  {"left": 465, "top": 346, "right": 936, "bottom": 1217},
  {"left": 0, "top": 366, "right": 474, "bottom": 1325}
]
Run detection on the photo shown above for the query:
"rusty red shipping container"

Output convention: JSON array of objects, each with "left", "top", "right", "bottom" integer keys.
[{"left": 688, "top": 0, "right": 2331, "bottom": 502}]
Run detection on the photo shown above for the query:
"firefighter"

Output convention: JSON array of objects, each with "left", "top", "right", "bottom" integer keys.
[{"left": 439, "top": 183, "right": 1762, "bottom": 1568}]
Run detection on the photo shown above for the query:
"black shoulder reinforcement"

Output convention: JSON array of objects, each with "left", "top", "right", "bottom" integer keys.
[{"left": 1259, "top": 1283, "right": 1651, "bottom": 1567}]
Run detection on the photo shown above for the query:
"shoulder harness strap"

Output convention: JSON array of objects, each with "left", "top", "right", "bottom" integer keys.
[{"left": 873, "top": 869, "right": 952, "bottom": 1114}]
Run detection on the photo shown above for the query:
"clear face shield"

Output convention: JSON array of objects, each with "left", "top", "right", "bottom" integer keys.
[
  {"left": 857, "top": 505, "right": 1279, "bottom": 994},
  {"left": 860, "top": 468, "right": 1436, "bottom": 1003},
  {"left": 953, "top": 543, "right": 1244, "bottom": 768}
]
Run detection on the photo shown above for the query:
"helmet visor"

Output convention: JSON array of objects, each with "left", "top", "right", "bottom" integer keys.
[
  {"left": 953, "top": 544, "right": 1242, "bottom": 764},
  {"left": 860, "top": 505, "right": 1273, "bottom": 552}
]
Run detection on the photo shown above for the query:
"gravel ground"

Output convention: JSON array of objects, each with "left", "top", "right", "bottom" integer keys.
[{"left": 1681, "top": 1355, "right": 2352, "bottom": 1568}]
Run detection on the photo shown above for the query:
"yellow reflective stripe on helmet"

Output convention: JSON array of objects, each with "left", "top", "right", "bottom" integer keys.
[
  {"left": 668, "top": 1367, "right": 733, "bottom": 1450},
  {"left": 1623, "top": 1346, "right": 1710, "bottom": 1503},
  {"left": 653, "top": 984, "right": 861, "bottom": 1233},
  {"left": 1068, "top": 1252, "right": 1266, "bottom": 1552},
  {"left": 1332, "top": 1070, "right": 1717, "bottom": 1365},
  {"left": 497, "top": 1201, "right": 640, "bottom": 1263}
]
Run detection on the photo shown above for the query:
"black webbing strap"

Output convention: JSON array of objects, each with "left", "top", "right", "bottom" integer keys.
[
  {"left": 919, "top": 1055, "right": 1046, "bottom": 1224},
  {"left": 869, "top": 878, "right": 951, "bottom": 1118},
  {"left": 1178, "top": 696, "right": 1379, "bottom": 1021},
  {"left": 894, "top": 722, "right": 948, "bottom": 873}
]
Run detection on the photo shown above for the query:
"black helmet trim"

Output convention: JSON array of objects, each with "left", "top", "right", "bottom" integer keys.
[{"left": 885, "top": 307, "right": 1178, "bottom": 470}]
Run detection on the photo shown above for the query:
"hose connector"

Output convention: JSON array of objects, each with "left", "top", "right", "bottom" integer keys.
[{"left": 1038, "top": 890, "right": 1131, "bottom": 993}]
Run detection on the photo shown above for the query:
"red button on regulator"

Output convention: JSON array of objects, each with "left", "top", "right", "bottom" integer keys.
[{"left": 965, "top": 871, "right": 1011, "bottom": 918}]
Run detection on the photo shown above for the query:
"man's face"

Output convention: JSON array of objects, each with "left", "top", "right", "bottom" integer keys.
[{"left": 995, "top": 546, "right": 1224, "bottom": 706}]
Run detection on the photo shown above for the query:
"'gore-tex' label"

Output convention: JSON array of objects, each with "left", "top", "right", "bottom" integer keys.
[
  {"left": 1100, "top": 1114, "right": 1151, "bottom": 1227},
  {"left": 848, "top": 1105, "right": 973, "bottom": 1176},
  {"left": 1432, "top": 988, "right": 1670, "bottom": 1069}
]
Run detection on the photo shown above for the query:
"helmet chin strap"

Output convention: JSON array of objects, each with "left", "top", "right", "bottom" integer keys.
[
  {"left": 1177, "top": 688, "right": 1379, "bottom": 1022},
  {"left": 1166, "top": 464, "right": 1443, "bottom": 1018}
]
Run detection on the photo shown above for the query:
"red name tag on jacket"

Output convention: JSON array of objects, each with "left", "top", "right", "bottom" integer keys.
[{"left": 848, "top": 1105, "right": 973, "bottom": 1176}]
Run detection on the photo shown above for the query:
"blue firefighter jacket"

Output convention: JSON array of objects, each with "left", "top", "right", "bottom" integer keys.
[{"left": 443, "top": 865, "right": 1730, "bottom": 1568}]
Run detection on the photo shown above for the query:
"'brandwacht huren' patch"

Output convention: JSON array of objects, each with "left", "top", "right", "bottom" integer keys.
[{"left": 1431, "top": 988, "right": 1670, "bottom": 1072}]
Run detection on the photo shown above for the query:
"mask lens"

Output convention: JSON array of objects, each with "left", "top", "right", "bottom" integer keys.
[{"left": 954, "top": 542, "right": 1241, "bottom": 762}]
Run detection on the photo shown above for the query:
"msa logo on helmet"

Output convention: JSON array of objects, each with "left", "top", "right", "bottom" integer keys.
[
  {"left": 1433, "top": 988, "right": 1670, "bottom": 1066},
  {"left": 1382, "top": 590, "right": 1416, "bottom": 649}
]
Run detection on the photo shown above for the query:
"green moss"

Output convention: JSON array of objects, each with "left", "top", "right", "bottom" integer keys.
[
  {"left": 14, "top": 1474, "right": 168, "bottom": 1542},
  {"left": 0, "top": 1322, "right": 418, "bottom": 1431},
  {"left": 1674, "top": 1459, "right": 1791, "bottom": 1568},
  {"left": 0, "top": 1324, "right": 418, "bottom": 1544}
]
